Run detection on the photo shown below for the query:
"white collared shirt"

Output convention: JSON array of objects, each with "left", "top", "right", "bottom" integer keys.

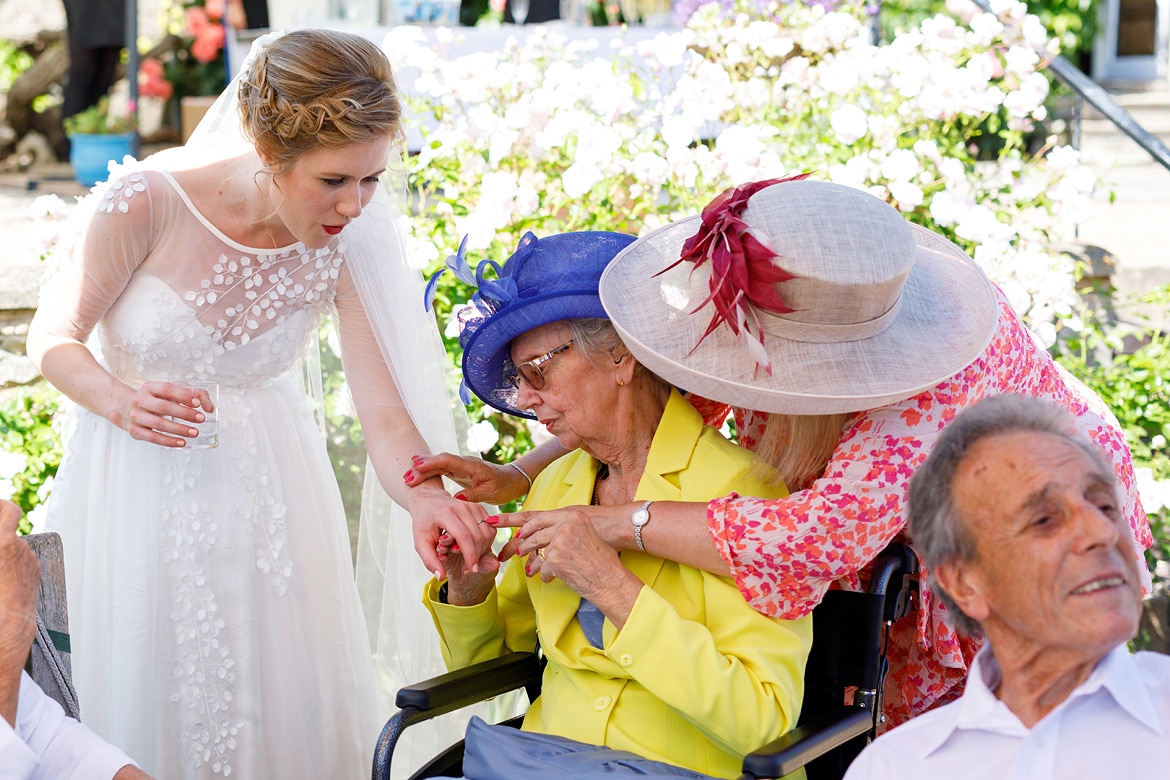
[
  {"left": 844, "top": 644, "right": 1170, "bottom": 779},
  {"left": 0, "top": 671, "right": 136, "bottom": 780}
]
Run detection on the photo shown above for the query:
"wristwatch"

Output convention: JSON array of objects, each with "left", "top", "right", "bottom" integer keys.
[{"left": 631, "top": 500, "right": 654, "bottom": 552}]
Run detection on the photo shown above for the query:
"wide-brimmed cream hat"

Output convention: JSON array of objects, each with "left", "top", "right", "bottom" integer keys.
[{"left": 599, "top": 179, "right": 999, "bottom": 415}]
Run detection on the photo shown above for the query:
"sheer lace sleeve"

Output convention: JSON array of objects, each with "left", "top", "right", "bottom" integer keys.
[{"left": 31, "top": 168, "right": 156, "bottom": 353}]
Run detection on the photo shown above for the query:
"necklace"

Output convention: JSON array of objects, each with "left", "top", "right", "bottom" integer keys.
[{"left": 591, "top": 462, "right": 609, "bottom": 506}]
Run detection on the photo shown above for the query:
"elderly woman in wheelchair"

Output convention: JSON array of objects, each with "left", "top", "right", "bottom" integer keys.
[{"left": 421, "top": 231, "right": 812, "bottom": 779}]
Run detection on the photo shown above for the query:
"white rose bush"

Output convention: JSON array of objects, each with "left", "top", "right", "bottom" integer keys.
[
  {"left": 384, "top": 0, "right": 1170, "bottom": 560},
  {"left": 389, "top": 0, "right": 1088, "bottom": 340},
  {"left": 386, "top": 0, "right": 1083, "bottom": 451}
]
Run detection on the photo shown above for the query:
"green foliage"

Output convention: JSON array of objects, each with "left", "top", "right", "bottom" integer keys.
[
  {"left": 63, "top": 96, "right": 134, "bottom": 135},
  {"left": 0, "top": 383, "right": 62, "bottom": 535},
  {"left": 0, "top": 39, "right": 35, "bottom": 93},
  {"left": 1052, "top": 286, "right": 1170, "bottom": 591},
  {"left": 878, "top": 0, "right": 1098, "bottom": 62}
]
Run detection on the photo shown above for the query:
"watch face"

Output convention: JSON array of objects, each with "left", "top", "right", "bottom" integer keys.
[{"left": 632, "top": 509, "right": 649, "bottom": 525}]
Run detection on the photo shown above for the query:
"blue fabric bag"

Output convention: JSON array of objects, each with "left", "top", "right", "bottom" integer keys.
[{"left": 452, "top": 716, "right": 720, "bottom": 779}]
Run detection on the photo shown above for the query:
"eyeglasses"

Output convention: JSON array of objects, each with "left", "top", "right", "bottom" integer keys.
[{"left": 506, "top": 339, "right": 575, "bottom": 391}]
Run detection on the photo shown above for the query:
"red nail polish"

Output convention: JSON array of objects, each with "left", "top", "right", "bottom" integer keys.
[
  {"left": 454, "top": 493, "right": 468, "bottom": 501},
  {"left": 486, "top": 516, "right": 499, "bottom": 525},
  {"left": 411, "top": 455, "right": 423, "bottom": 463},
  {"left": 514, "top": 528, "right": 523, "bottom": 539},
  {"left": 403, "top": 470, "right": 413, "bottom": 481}
]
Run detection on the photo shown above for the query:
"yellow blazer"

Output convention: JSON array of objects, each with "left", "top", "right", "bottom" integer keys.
[{"left": 425, "top": 390, "right": 812, "bottom": 778}]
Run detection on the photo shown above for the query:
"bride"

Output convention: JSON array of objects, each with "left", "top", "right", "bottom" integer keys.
[{"left": 26, "top": 29, "right": 482, "bottom": 778}]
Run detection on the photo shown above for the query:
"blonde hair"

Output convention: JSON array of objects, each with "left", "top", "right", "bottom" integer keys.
[
  {"left": 238, "top": 30, "right": 403, "bottom": 176},
  {"left": 752, "top": 412, "right": 852, "bottom": 491}
]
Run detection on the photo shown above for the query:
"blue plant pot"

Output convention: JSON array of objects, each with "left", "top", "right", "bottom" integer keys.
[{"left": 69, "top": 132, "right": 136, "bottom": 188}]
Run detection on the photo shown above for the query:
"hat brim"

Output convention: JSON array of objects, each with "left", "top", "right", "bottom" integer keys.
[{"left": 599, "top": 216, "right": 999, "bottom": 415}]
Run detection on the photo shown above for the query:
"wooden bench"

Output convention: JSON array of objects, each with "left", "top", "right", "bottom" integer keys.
[{"left": 23, "top": 532, "right": 80, "bottom": 720}]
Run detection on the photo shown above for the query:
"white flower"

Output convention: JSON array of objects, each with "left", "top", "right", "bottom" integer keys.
[
  {"left": 1135, "top": 468, "right": 1170, "bottom": 513},
  {"left": 563, "top": 161, "right": 603, "bottom": 198},
  {"left": 830, "top": 104, "right": 868, "bottom": 144},
  {"left": 0, "top": 449, "right": 27, "bottom": 480},
  {"left": 25, "top": 503, "right": 48, "bottom": 535},
  {"left": 1003, "top": 44, "right": 1040, "bottom": 76},
  {"left": 637, "top": 31, "right": 689, "bottom": 68},
  {"left": 888, "top": 180, "right": 925, "bottom": 210},
  {"left": 29, "top": 194, "right": 70, "bottom": 221},
  {"left": 818, "top": 56, "right": 861, "bottom": 96},
  {"left": 626, "top": 151, "right": 670, "bottom": 190},
  {"left": 880, "top": 148, "right": 921, "bottom": 183},
  {"left": 466, "top": 420, "right": 500, "bottom": 454},
  {"left": 968, "top": 12, "right": 1005, "bottom": 47}
]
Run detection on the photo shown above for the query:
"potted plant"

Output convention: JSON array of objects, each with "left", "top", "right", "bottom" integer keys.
[
  {"left": 63, "top": 95, "right": 136, "bottom": 188},
  {"left": 160, "top": 0, "right": 229, "bottom": 141}
]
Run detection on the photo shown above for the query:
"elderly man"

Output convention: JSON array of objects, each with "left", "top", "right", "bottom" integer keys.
[
  {"left": 1, "top": 499, "right": 153, "bottom": 780},
  {"left": 844, "top": 394, "right": 1169, "bottom": 779}
]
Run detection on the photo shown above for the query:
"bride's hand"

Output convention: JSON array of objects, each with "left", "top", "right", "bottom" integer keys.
[
  {"left": 404, "top": 452, "right": 529, "bottom": 505},
  {"left": 115, "top": 381, "right": 215, "bottom": 448},
  {"left": 408, "top": 484, "right": 498, "bottom": 581}
]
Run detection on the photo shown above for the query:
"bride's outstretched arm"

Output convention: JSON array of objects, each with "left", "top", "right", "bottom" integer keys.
[
  {"left": 335, "top": 267, "right": 498, "bottom": 579},
  {"left": 403, "top": 439, "right": 569, "bottom": 504}
]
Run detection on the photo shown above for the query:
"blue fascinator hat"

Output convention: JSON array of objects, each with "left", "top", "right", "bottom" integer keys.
[{"left": 428, "top": 231, "right": 636, "bottom": 419}]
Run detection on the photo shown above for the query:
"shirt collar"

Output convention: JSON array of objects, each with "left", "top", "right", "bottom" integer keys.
[{"left": 921, "top": 642, "right": 1164, "bottom": 758}]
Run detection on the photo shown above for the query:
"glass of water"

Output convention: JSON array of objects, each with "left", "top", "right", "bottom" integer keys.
[
  {"left": 183, "top": 380, "right": 219, "bottom": 449},
  {"left": 511, "top": 0, "right": 529, "bottom": 24}
]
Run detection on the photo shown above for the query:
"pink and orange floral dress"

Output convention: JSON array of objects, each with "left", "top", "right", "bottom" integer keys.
[{"left": 693, "top": 286, "right": 1153, "bottom": 728}]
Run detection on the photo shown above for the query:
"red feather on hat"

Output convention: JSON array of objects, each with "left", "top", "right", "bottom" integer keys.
[{"left": 657, "top": 174, "right": 809, "bottom": 375}]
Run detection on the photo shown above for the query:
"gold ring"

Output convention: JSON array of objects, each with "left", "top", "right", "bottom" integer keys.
[
  {"left": 476, "top": 518, "right": 485, "bottom": 525},
  {"left": 538, "top": 548, "right": 546, "bottom": 560}
]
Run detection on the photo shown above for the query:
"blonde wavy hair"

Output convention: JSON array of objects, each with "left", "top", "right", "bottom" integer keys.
[
  {"left": 238, "top": 30, "right": 403, "bottom": 176},
  {"left": 751, "top": 412, "right": 852, "bottom": 492}
]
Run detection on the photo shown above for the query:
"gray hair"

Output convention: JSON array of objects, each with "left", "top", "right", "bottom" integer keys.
[
  {"left": 564, "top": 318, "right": 668, "bottom": 391},
  {"left": 908, "top": 394, "right": 1116, "bottom": 636}
]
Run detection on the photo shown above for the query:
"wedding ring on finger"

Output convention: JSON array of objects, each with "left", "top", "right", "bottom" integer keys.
[
  {"left": 476, "top": 518, "right": 485, "bottom": 524},
  {"left": 538, "top": 548, "right": 546, "bottom": 560}
]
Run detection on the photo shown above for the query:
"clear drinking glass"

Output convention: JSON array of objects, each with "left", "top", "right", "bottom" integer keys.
[{"left": 183, "top": 380, "right": 219, "bottom": 449}]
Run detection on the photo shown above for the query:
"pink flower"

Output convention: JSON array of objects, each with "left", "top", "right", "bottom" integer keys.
[
  {"left": 191, "top": 24, "right": 225, "bottom": 64},
  {"left": 186, "top": 6, "right": 210, "bottom": 36},
  {"left": 138, "top": 57, "right": 174, "bottom": 99},
  {"left": 204, "top": 0, "right": 224, "bottom": 21}
]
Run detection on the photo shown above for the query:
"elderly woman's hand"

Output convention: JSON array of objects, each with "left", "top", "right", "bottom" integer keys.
[
  {"left": 404, "top": 452, "right": 529, "bottom": 505},
  {"left": 494, "top": 505, "right": 631, "bottom": 563},
  {"left": 524, "top": 513, "right": 643, "bottom": 629},
  {"left": 436, "top": 530, "right": 497, "bottom": 606},
  {"left": 408, "top": 485, "right": 497, "bottom": 581}
]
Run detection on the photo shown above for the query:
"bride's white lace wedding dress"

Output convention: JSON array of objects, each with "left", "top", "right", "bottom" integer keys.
[{"left": 37, "top": 162, "right": 386, "bottom": 778}]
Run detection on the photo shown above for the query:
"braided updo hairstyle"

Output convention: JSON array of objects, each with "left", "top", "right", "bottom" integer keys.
[{"left": 238, "top": 30, "right": 402, "bottom": 177}]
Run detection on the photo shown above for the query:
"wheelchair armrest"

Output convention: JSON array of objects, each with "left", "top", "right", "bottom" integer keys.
[
  {"left": 739, "top": 705, "right": 873, "bottom": 779},
  {"left": 374, "top": 652, "right": 543, "bottom": 780},
  {"left": 395, "top": 651, "right": 543, "bottom": 716}
]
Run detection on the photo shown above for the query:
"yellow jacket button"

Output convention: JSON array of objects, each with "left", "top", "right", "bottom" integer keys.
[
  {"left": 593, "top": 696, "right": 612, "bottom": 711},
  {"left": 619, "top": 654, "right": 634, "bottom": 667}
]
